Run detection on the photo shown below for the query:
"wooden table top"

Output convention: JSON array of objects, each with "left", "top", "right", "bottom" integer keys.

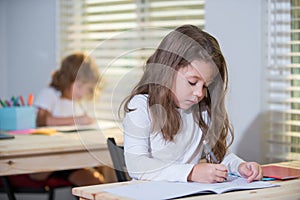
[
  {"left": 72, "top": 161, "right": 300, "bottom": 200},
  {"left": 0, "top": 125, "right": 123, "bottom": 176},
  {"left": 0, "top": 128, "right": 122, "bottom": 157}
]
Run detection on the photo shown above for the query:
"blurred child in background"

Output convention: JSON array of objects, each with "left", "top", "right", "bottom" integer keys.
[
  {"left": 35, "top": 52, "right": 99, "bottom": 127},
  {"left": 31, "top": 52, "right": 104, "bottom": 186}
]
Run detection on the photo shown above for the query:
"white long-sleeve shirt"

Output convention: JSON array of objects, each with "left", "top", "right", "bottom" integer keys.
[
  {"left": 123, "top": 94, "right": 244, "bottom": 182},
  {"left": 34, "top": 87, "right": 84, "bottom": 117}
]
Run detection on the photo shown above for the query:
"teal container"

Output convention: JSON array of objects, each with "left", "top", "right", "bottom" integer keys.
[{"left": 0, "top": 107, "right": 36, "bottom": 130}]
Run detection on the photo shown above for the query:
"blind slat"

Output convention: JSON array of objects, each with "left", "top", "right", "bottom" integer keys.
[
  {"left": 59, "top": 0, "right": 205, "bottom": 121},
  {"left": 266, "top": 0, "right": 300, "bottom": 162}
]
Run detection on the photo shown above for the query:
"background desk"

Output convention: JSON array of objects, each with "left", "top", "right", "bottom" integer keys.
[
  {"left": 0, "top": 127, "right": 122, "bottom": 176},
  {"left": 72, "top": 161, "right": 300, "bottom": 200}
]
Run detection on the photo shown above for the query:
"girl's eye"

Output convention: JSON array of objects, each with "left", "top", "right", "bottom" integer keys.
[{"left": 188, "top": 81, "right": 197, "bottom": 86}]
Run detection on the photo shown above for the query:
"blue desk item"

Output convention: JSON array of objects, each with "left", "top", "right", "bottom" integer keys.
[
  {"left": 262, "top": 177, "right": 276, "bottom": 181},
  {"left": 0, "top": 107, "right": 36, "bottom": 130},
  {"left": 0, "top": 132, "right": 15, "bottom": 139}
]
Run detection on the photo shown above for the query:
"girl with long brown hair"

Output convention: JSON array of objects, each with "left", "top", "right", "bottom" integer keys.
[{"left": 122, "top": 25, "right": 262, "bottom": 183}]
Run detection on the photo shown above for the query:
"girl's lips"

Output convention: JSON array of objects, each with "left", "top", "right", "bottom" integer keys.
[{"left": 187, "top": 100, "right": 197, "bottom": 104}]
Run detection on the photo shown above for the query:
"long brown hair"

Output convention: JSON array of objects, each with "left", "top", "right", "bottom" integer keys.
[
  {"left": 50, "top": 52, "right": 100, "bottom": 98},
  {"left": 121, "top": 25, "right": 233, "bottom": 163}
]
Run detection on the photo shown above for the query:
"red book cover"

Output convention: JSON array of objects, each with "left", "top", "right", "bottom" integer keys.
[{"left": 262, "top": 165, "right": 300, "bottom": 180}]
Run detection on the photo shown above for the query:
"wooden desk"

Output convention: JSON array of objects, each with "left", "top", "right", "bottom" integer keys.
[
  {"left": 72, "top": 161, "right": 300, "bottom": 200},
  {"left": 0, "top": 127, "right": 123, "bottom": 176}
]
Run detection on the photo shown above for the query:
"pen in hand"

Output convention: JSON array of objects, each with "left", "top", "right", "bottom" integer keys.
[
  {"left": 203, "top": 139, "right": 229, "bottom": 182},
  {"left": 203, "top": 139, "right": 219, "bottom": 164}
]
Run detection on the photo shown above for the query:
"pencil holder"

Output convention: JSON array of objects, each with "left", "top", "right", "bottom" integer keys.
[{"left": 0, "top": 107, "right": 36, "bottom": 130}]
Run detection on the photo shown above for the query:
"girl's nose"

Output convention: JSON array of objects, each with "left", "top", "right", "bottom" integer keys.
[{"left": 193, "top": 87, "right": 203, "bottom": 98}]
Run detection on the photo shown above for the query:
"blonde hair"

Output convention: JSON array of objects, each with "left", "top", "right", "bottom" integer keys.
[{"left": 50, "top": 52, "right": 100, "bottom": 98}]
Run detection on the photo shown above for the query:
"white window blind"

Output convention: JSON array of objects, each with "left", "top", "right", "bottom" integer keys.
[
  {"left": 266, "top": 0, "right": 300, "bottom": 162},
  {"left": 58, "top": 0, "right": 205, "bottom": 121}
]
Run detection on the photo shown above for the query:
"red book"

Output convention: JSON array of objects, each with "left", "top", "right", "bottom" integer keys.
[{"left": 262, "top": 165, "right": 300, "bottom": 180}]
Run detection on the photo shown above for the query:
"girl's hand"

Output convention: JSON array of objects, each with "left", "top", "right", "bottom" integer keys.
[
  {"left": 188, "top": 163, "right": 228, "bottom": 183},
  {"left": 238, "top": 162, "right": 263, "bottom": 182},
  {"left": 75, "top": 115, "right": 94, "bottom": 125}
]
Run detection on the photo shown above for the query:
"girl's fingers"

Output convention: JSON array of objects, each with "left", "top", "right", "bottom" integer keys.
[
  {"left": 247, "top": 173, "right": 256, "bottom": 182},
  {"left": 215, "top": 164, "right": 228, "bottom": 182},
  {"left": 247, "top": 164, "right": 263, "bottom": 182},
  {"left": 191, "top": 163, "right": 229, "bottom": 183},
  {"left": 254, "top": 166, "right": 263, "bottom": 180},
  {"left": 215, "top": 176, "right": 227, "bottom": 182}
]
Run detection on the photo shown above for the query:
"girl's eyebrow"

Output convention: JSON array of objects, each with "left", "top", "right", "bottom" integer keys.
[
  {"left": 186, "top": 64, "right": 206, "bottom": 80},
  {"left": 186, "top": 74, "right": 201, "bottom": 79}
]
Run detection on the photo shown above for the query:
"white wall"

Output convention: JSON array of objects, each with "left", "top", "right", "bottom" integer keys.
[
  {"left": 0, "top": 0, "right": 8, "bottom": 98},
  {"left": 0, "top": 0, "right": 57, "bottom": 100},
  {"left": 206, "top": 0, "right": 266, "bottom": 163},
  {"left": 0, "top": 0, "right": 267, "bottom": 164},
  {"left": 0, "top": 3, "right": 66, "bottom": 198}
]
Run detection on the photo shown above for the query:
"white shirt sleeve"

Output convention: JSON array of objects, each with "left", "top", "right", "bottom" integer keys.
[
  {"left": 34, "top": 87, "right": 58, "bottom": 113},
  {"left": 123, "top": 95, "right": 194, "bottom": 182},
  {"left": 221, "top": 151, "right": 245, "bottom": 176}
]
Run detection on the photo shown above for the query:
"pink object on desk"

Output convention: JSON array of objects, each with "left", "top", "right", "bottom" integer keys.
[
  {"left": 9, "top": 129, "right": 36, "bottom": 135},
  {"left": 9, "top": 128, "right": 57, "bottom": 135}
]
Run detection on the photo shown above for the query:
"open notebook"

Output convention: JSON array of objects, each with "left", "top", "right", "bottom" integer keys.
[{"left": 103, "top": 176, "right": 279, "bottom": 200}]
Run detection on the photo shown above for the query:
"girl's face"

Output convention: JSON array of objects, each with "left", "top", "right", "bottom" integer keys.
[
  {"left": 172, "top": 60, "right": 214, "bottom": 110},
  {"left": 71, "top": 81, "right": 94, "bottom": 100}
]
